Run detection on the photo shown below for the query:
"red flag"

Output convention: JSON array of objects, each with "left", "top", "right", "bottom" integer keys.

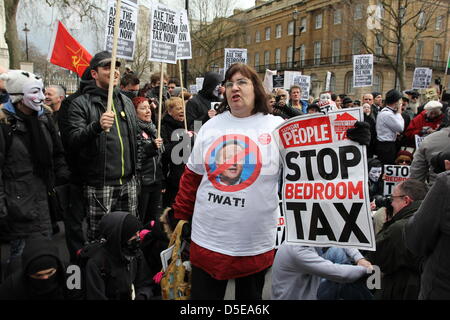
[{"left": 47, "top": 20, "right": 92, "bottom": 77}]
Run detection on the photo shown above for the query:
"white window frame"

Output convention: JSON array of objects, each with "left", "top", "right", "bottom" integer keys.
[
  {"left": 314, "top": 41, "right": 321, "bottom": 65},
  {"left": 255, "top": 30, "right": 261, "bottom": 43},
  {"left": 288, "top": 21, "right": 294, "bottom": 35},
  {"left": 315, "top": 13, "right": 323, "bottom": 29},
  {"left": 334, "top": 10, "right": 342, "bottom": 25},
  {"left": 276, "top": 24, "right": 282, "bottom": 38}
]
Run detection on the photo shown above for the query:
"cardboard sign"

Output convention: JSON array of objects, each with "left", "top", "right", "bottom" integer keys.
[
  {"left": 195, "top": 77, "right": 204, "bottom": 92},
  {"left": 176, "top": 9, "right": 192, "bottom": 60},
  {"left": 353, "top": 54, "right": 373, "bottom": 88},
  {"left": 273, "top": 75, "right": 285, "bottom": 88},
  {"left": 148, "top": 3, "right": 180, "bottom": 64},
  {"left": 293, "top": 75, "right": 311, "bottom": 100},
  {"left": 273, "top": 108, "right": 375, "bottom": 251},
  {"left": 104, "top": 0, "right": 138, "bottom": 60},
  {"left": 412, "top": 68, "right": 433, "bottom": 90},
  {"left": 224, "top": 48, "right": 248, "bottom": 71},
  {"left": 325, "top": 71, "right": 332, "bottom": 92},
  {"left": 284, "top": 71, "right": 302, "bottom": 90},
  {"left": 415, "top": 134, "right": 425, "bottom": 150},
  {"left": 189, "top": 84, "right": 198, "bottom": 94},
  {"left": 383, "top": 165, "right": 410, "bottom": 195}
]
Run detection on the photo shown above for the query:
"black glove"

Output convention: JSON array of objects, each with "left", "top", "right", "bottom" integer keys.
[
  {"left": 347, "top": 121, "right": 371, "bottom": 146},
  {"left": 166, "top": 208, "right": 191, "bottom": 242},
  {"left": 0, "top": 198, "right": 7, "bottom": 219}
]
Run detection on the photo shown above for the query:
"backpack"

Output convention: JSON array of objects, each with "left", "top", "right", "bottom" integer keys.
[
  {"left": 160, "top": 220, "right": 191, "bottom": 300},
  {"left": 73, "top": 240, "right": 111, "bottom": 300}
]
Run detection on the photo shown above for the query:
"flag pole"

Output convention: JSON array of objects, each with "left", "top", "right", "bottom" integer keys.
[
  {"left": 106, "top": 0, "right": 122, "bottom": 132},
  {"left": 158, "top": 63, "right": 164, "bottom": 139},
  {"left": 178, "top": 59, "right": 188, "bottom": 131}
]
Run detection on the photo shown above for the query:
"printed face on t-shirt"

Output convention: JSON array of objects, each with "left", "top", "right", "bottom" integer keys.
[{"left": 216, "top": 143, "right": 245, "bottom": 186}]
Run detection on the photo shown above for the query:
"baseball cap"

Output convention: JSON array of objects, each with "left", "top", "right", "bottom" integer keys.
[{"left": 90, "top": 51, "right": 121, "bottom": 69}]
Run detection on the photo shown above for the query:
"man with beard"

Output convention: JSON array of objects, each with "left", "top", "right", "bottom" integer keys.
[{"left": 65, "top": 51, "right": 138, "bottom": 241}]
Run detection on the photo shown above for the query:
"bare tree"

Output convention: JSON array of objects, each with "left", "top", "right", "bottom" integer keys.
[
  {"left": 188, "top": 0, "right": 245, "bottom": 77},
  {"left": 343, "top": 0, "right": 447, "bottom": 91},
  {"left": 4, "top": 0, "right": 104, "bottom": 69}
]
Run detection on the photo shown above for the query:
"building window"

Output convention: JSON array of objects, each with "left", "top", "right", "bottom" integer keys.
[
  {"left": 415, "top": 40, "right": 424, "bottom": 65},
  {"left": 332, "top": 39, "right": 341, "bottom": 64},
  {"left": 286, "top": 46, "right": 293, "bottom": 68},
  {"left": 299, "top": 44, "right": 305, "bottom": 67},
  {"left": 352, "top": 37, "right": 362, "bottom": 55},
  {"left": 314, "top": 41, "right": 321, "bottom": 65},
  {"left": 315, "top": 13, "right": 323, "bottom": 29},
  {"left": 436, "top": 16, "right": 444, "bottom": 31},
  {"left": 325, "top": 72, "right": 336, "bottom": 92},
  {"left": 300, "top": 17, "right": 307, "bottom": 32},
  {"left": 417, "top": 11, "right": 426, "bottom": 28},
  {"left": 255, "top": 30, "right": 261, "bottom": 43},
  {"left": 288, "top": 21, "right": 294, "bottom": 35},
  {"left": 276, "top": 24, "right": 282, "bottom": 38},
  {"left": 265, "top": 27, "right": 271, "bottom": 40},
  {"left": 373, "top": 73, "right": 382, "bottom": 93},
  {"left": 374, "top": 33, "right": 383, "bottom": 57},
  {"left": 433, "top": 43, "right": 442, "bottom": 67},
  {"left": 334, "top": 10, "right": 342, "bottom": 25},
  {"left": 264, "top": 50, "right": 270, "bottom": 68},
  {"left": 254, "top": 52, "right": 260, "bottom": 68},
  {"left": 275, "top": 48, "right": 281, "bottom": 68},
  {"left": 345, "top": 72, "right": 354, "bottom": 94},
  {"left": 354, "top": 4, "right": 363, "bottom": 20}
]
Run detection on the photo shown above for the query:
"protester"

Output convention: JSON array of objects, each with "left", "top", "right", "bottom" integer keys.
[
  {"left": 84, "top": 212, "right": 154, "bottom": 300},
  {"left": 410, "top": 122, "right": 450, "bottom": 186},
  {"left": 394, "top": 150, "right": 413, "bottom": 165},
  {"left": 271, "top": 244, "right": 372, "bottom": 300},
  {"left": 0, "top": 238, "right": 71, "bottom": 300},
  {"left": 404, "top": 89, "right": 420, "bottom": 114},
  {"left": 404, "top": 165, "right": 450, "bottom": 299},
  {"left": 167, "top": 79, "right": 179, "bottom": 97},
  {"left": 161, "top": 97, "right": 188, "bottom": 208},
  {"left": 185, "top": 71, "right": 222, "bottom": 131},
  {"left": 362, "top": 103, "right": 377, "bottom": 157},
  {"left": 64, "top": 51, "right": 138, "bottom": 241},
  {"left": 44, "top": 84, "right": 65, "bottom": 128},
  {"left": 367, "top": 158, "right": 383, "bottom": 202},
  {"left": 145, "top": 73, "right": 170, "bottom": 124},
  {"left": 275, "top": 88, "right": 289, "bottom": 107},
  {"left": 307, "top": 103, "right": 321, "bottom": 114},
  {"left": 342, "top": 97, "right": 353, "bottom": 109},
  {"left": 375, "top": 89, "right": 404, "bottom": 165},
  {"left": 167, "top": 63, "right": 370, "bottom": 300},
  {"left": 132, "top": 97, "right": 164, "bottom": 226},
  {"left": 404, "top": 100, "right": 444, "bottom": 145},
  {"left": 288, "top": 85, "right": 307, "bottom": 113},
  {"left": 371, "top": 91, "right": 383, "bottom": 118},
  {"left": 0, "top": 70, "right": 69, "bottom": 272},
  {"left": 366, "top": 179, "right": 427, "bottom": 299},
  {"left": 120, "top": 73, "right": 140, "bottom": 100}
]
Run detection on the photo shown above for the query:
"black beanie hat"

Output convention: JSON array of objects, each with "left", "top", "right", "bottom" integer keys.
[
  {"left": 26, "top": 255, "right": 59, "bottom": 276},
  {"left": 121, "top": 214, "right": 142, "bottom": 244},
  {"left": 385, "top": 89, "right": 402, "bottom": 105}
]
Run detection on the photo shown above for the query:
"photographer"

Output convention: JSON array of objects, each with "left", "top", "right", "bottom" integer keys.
[
  {"left": 404, "top": 155, "right": 450, "bottom": 299},
  {"left": 271, "top": 89, "right": 304, "bottom": 120},
  {"left": 366, "top": 179, "right": 428, "bottom": 300}
]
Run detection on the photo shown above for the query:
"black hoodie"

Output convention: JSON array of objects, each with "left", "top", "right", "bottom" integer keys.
[
  {"left": 84, "top": 211, "right": 153, "bottom": 300},
  {"left": 0, "top": 238, "right": 69, "bottom": 300},
  {"left": 185, "top": 71, "right": 222, "bottom": 131}
]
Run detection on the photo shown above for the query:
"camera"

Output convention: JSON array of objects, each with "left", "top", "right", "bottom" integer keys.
[
  {"left": 431, "top": 150, "right": 450, "bottom": 174},
  {"left": 210, "top": 102, "right": 221, "bottom": 111},
  {"left": 373, "top": 195, "right": 394, "bottom": 219}
]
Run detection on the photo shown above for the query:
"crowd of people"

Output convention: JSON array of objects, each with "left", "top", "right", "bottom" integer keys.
[{"left": 0, "top": 49, "right": 449, "bottom": 301}]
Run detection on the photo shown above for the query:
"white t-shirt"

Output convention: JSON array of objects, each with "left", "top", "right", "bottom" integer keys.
[{"left": 187, "top": 111, "right": 285, "bottom": 256}]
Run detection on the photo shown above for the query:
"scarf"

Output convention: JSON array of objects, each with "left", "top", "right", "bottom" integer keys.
[{"left": 15, "top": 106, "right": 52, "bottom": 185}]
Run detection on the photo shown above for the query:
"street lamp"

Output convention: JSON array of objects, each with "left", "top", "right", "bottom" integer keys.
[
  {"left": 292, "top": 10, "right": 299, "bottom": 69},
  {"left": 22, "top": 23, "right": 30, "bottom": 62}
]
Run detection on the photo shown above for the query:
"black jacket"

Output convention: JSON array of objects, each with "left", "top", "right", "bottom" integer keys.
[
  {"left": 405, "top": 171, "right": 450, "bottom": 300},
  {"left": 366, "top": 201, "right": 423, "bottom": 300},
  {"left": 64, "top": 84, "right": 137, "bottom": 186},
  {"left": 58, "top": 76, "right": 93, "bottom": 185},
  {"left": 0, "top": 237, "right": 69, "bottom": 300},
  {"left": 186, "top": 71, "right": 222, "bottom": 131},
  {"left": 136, "top": 121, "right": 164, "bottom": 187},
  {"left": 0, "top": 103, "right": 69, "bottom": 240},
  {"left": 85, "top": 211, "right": 153, "bottom": 300},
  {"left": 160, "top": 114, "right": 190, "bottom": 189}
]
